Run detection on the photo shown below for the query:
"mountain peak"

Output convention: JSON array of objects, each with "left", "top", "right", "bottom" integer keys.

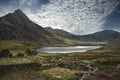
[
  {"left": 0, "top": 9, "right": 52, "bottom": 43},
  {"left": 14, "top": 9, "right": 23, "bottom": 14},
  {"left": 13, "top": 9, "right": 27, "bottom": 18},
  {"left": 0, "top": 9, "right": 31, "bottom": 28},
  {"left": 45, "top": 27, "right": 53, "bottom": 31},
  {"left": 3, "top": 9, "right": 28, "bottom": 19}
]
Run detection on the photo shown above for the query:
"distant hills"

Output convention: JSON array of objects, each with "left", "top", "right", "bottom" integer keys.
[
  {"left": 45, "top": 27, "right": 120, "bottom": 43},
  {"left": 78, "top": 30, "right": 120, "bottom": 43},
  {"left": 0, "top": 9, "right": 120, "bottom": 46},
  {"left": 45, "top": 27, "right": 79, "bottom": 40}
]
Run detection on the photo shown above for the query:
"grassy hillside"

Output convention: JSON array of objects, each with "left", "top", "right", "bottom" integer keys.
[
  {"left": 0, "top": 40, "right": 39, "bottom": 50},
  {"left": 45, "top": 28, "right": 106, "bottom": 46}
]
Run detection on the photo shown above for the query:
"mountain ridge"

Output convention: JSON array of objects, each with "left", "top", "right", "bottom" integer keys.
[
  {"left": 45, "top": 27, "right": 79, "bottom": 40},
  {"left": 0, "top": 9, "right": 56, "bottom": 45},
  {"left": 78, "top": 30, "right": 120, "bottom": 43}
]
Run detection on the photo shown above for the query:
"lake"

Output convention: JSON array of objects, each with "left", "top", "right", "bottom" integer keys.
[{"left": 36, "top": 46, "right": 102, "bottom": 53}]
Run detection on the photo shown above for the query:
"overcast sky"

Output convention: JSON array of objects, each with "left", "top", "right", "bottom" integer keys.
[{"left": 0, "top": 0, "right": 120, "bottom": 35}]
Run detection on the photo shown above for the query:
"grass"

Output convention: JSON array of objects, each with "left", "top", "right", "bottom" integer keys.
[
  {"left": 0, "top": 67, "right": 75, "bottom": 80},
  {"left": 0, "top": 40, "right": 38, "bottom": 50},
  {"left": 37, "top": 52, "right": 58, "bottom": 57},
  {"left": 63, "top": 38, "right": 106, "bottom": 46},
  {"left": 0, "top": 70, "right": 42, "bottom": 80},
  {"left": 0, "top": 42, "right": 120, "bottom": 80},
  {"left": 0, "top": 55, "right": 45, "bottom": 65},
  {"left": 41, "top": 67, "right": 75, "bottom": 80}
]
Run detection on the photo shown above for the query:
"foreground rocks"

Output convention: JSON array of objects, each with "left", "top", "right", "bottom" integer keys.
[
  {"left": 74, "top": 62, "right": 98, "bottom": 80},
  {"left": 88, "top": 65, "right": 120, "bottom": 80}
]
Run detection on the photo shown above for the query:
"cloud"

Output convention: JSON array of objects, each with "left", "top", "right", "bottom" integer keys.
[
  {"left": 102, "top": 0, "right": 120, "bottom": 32},
  {"left": 0, "top": 0, "right": 119, "bottom": 34},
  {"left": 0, "top": 0, "right": 50, "bottom": 16},
  {"left": 28, "top": 0, "right": 117, "bottom": 34}
]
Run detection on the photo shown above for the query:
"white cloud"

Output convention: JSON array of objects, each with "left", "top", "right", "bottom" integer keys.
[
  {"left": 0, "top": 0, "right": 118, "bottom": 35},
  {"left": 26, "top": 0, "right": 117, "bottom": 35}
]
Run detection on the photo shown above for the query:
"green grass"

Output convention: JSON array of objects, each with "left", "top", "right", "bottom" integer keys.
[
  {"left": 0, "top": 55, "right": 46, "bottom": 65},
  {"left": 0, "top": 40, "right": 38, "bottom": 50},
  {"left": 0, "top": 43, "right": 120, "bottom": 80},
  {"left": 0, "top": 67, "right": 75, "bottom": 80},
  {"left": 38, "top": 52, "right": 58, "bottom": 57},
  {"left": 43, "top": 29, "right": 106, "bottom": 46},
  {"left": 63, "top": 38, "right": 106, "bottom": 46},
  {"left": 41, "top": 67, "right": 75, "bottom": 80}
]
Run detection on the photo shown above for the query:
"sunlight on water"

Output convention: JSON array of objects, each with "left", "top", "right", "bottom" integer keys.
[{"left": 36, "top": 46, "right": 102, "bottom": 53}]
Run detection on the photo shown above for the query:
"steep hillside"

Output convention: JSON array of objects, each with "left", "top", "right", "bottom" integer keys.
[
  {"left": 0, "top": 10, "right": 72, "bottom": 46},
  {"left": 0, "top": 10, "right": 54, "bottom": 45}
]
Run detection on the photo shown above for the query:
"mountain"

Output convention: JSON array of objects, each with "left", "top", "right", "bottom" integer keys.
[
  {"left": 78, "top": 30, "right": 120, "bottom": 43},
  {"left": 45, "top": 27, "right": 79, "bottom": 40},
  {"left": 0, "top": 10, "right": 49, "bottom": 41},
  {"left": 0, "top": 9, "right": 64, "bottom": 46},
  {"left": 0, "top": 9, "right": 87, "bottom": 46},
  {"left": 45, "top": 27, "right": 120, "bottom": 43},
  {"left": 1, "top": 9, "right": 116, "bottom": 47}
]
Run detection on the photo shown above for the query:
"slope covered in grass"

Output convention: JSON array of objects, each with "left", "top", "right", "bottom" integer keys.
[{"left": 0, "top": 40, "right": 38, "bottom": 50}]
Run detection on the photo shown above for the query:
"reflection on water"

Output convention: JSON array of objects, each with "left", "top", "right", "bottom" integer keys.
[{"left": 36, "top": 46, "right": 102, "bottom": 53}]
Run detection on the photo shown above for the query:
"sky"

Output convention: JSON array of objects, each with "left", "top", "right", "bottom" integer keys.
[{"left": 0, "top": 0, "right": 120, "bottom": 35}]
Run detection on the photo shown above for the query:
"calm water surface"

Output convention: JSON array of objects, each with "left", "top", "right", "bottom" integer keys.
[{"left": 36, "top": 46, "right": 102, "bottom": 53}]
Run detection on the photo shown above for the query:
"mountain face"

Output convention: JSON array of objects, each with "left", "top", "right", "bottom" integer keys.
[
  {"left": 78, "top": 30, "right": 120, "bottom": 43},
  {"left": 0, "top": 9, "right": 83, "bottom": 46},
  {"left": 45, "top": 27, "right": 79, "bottom": 40},
  {"left": 0, "top": 9, "right": 54, "bottom": 45}
]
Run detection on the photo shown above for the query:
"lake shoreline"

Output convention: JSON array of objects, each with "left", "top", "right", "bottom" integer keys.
[{"left": 36, "top": 46, "right": 102, "bottom": 53}]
